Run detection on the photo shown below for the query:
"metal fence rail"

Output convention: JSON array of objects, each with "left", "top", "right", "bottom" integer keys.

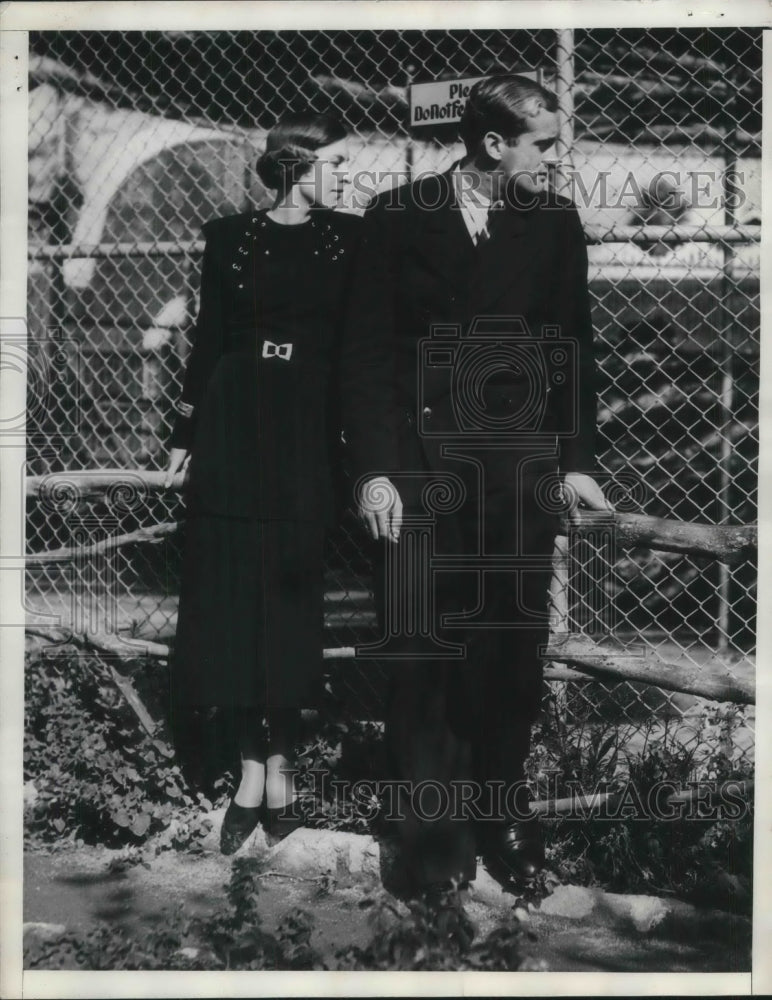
[{"left": 25, "top": 27, "right": 759, "bottom": 774}]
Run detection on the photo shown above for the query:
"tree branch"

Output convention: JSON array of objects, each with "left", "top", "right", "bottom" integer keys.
[
  {"left": 563, "top": 511, "right": 756, "bottom": 563},
  {"left": 545, "top": 634, "right": 754, "bottom": 705}
]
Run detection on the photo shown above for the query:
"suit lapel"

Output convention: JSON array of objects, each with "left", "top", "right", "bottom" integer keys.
[
  {"left": 409, "top": 168, "right": 544, "bottom": 319},
  {"left": 412, "top": 168, "right": 475, "bottom": 284},
  {"left": 411, "top": 168, "right": 536, "bottom": 313},
  {"left": 473, "top": 203, "right": 531, "bottom": 311}
]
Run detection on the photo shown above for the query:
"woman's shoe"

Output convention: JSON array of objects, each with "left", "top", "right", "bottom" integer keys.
[
  {"left": 220, "top": 799, "right": 262, "bottom": 856},
  {"left": 262, "top": 801, "right": 304, "bottom": 845}
]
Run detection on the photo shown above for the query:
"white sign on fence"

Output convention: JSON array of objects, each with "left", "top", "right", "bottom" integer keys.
[
  {"left": 409, "top": 72, "right": 540, "bottom": 127},
  {"left": 409, "top": 76, "right": 483, "bottom": 126}
]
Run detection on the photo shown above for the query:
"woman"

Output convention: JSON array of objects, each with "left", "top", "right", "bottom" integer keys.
[{"left": 165, "top": 112, "right": 400, "bottom": 855}]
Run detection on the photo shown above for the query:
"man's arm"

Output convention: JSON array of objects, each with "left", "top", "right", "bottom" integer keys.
[
  {"left": 339, "top": 198, "right": 400, "bottom": 482},
  {"left": 554, "top": 203, "right": 612, "bottom": 516},
  {"left": 339, "top": 197, "right": 402, "bottom": 539},
  {"left": 555, "top": 202, "right": 597, "bottom": 476}
]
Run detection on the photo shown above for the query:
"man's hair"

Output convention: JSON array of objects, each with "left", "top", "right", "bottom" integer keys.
[
  {"left": 459, "top": 75, "right": 558, "bottom": 151},
  {"left": 256, "top": 112, "right": 347, "bottom": 192}
]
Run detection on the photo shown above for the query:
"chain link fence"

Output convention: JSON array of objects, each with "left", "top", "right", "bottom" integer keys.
[{"left": 25, "top": 28, "right": 759, "bottom": 778}]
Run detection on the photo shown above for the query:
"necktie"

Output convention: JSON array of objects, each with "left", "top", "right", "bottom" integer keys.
[
  {"left": 475, "top": 210, "right": 491, "bottom": 247},
  {"left": 476, "top": 200, "right": 503, "bottom": 247}
]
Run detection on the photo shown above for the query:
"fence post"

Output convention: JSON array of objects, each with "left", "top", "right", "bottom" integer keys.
[
  {"left": 404, "top": 61, "right": 416, "bottom": 182},
  {"left": 549, "top": 29, "right": 576, "bottom": 714},
  {"left": 554, "top": 29, "right": 575, "bottom": 200},
  {"left": 717, "top": 114, "right": 739, "bottom": 652}
]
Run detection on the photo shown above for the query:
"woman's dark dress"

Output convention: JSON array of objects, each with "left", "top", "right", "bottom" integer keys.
[{"left": 171, "top": 209, "right": 390, "bottom": 710}]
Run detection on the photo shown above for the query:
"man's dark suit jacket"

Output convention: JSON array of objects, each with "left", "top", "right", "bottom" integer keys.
[{"left": 345, "top": 168, "right": 597, "bottom": 504}]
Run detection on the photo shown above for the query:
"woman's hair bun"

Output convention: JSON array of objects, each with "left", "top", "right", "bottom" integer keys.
[
  {"left": 255, "top": 145, "right": 315, "bottom": 191},
  {"left": 255, "top": 112, "right": 347, "bottom": 192}
]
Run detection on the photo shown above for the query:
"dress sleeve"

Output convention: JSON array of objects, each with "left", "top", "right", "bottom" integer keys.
[
  {"left": 169, "top": 220, "right": 225, "bottom": 451},
  {"left": 338, "top": 201, "right": 399, "bottom": 484},
  {"left": 555, "top": 203, "right": 598, "bottom": 474}
]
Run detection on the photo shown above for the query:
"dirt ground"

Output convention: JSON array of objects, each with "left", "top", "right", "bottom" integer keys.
[{"left": 24, "top": 832, "right": 752, "bottom": 973}]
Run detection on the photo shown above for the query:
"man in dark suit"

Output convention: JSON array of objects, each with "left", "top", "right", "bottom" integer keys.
[{"left": 346, "top": 75, "right": 611, "bottom": 939}]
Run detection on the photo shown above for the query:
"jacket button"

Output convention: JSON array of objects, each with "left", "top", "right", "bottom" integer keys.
[{"left": 422, "top": 406, "right": 432, "bottom": 418}]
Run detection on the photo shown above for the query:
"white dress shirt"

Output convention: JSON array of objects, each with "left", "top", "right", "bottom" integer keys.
[{"left": 452, "top": 165, "right": 501, "bottom": 245}]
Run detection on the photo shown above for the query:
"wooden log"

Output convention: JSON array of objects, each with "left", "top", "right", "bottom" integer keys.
[
  {"left": 26, "top": 521, "right": 179, "bottom": 565},
  {"left": 26, "top": 468, "right": 185, "bottom": 499},
  {"left": 545, "top": 634, "right": 754, "bottom": 705},
  {"left": 27, "top": 472, "right": 756, "bottom": 564},
  {"left": 29, "top": 626, "right": 751, "bottom": 704},
  {"left": 26, "top": 631, "right": 592, "bottom": 685},
  {"left": 26, "top": 626, "right": 169, "bottom": 661},
  {"left": 548, "top": 533, "right": 570, "bottom": 634},
  {"left": 532, "top": 779, "right": 753, "bottom": 817},
  {"left": 563, "top": 510, "right": 756, "bottom": 563},
  {"left": 102, "top": 661, "right": 157, "bottom": 736}
]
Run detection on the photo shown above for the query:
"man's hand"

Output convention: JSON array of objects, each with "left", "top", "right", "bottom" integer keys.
[
  {"left": 357, "top": 476, "right": 403, "bottom": 543},
  {"left": 562, "top": 472, "right": 614, "bottom": 525},
  {"left": 164, "top": 447, "right": 191, "bottom": 489}
]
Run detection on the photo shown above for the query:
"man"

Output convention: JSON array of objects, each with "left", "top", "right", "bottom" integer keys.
[{"left": 345, "top": 75, "right": 611, "bottom": 941}]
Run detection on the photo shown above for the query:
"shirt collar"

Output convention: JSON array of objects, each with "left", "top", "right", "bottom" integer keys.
[
  {"left": 452, "top": 164, "right": 508, "bottom": 216},
  {"left": 453, "top": 163, "right": 492, "bottom": 211}
]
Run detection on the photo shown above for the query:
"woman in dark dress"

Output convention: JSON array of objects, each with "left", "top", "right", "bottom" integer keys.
[{"left": 164, "top": 113, "right": 401, "bottom": 854}]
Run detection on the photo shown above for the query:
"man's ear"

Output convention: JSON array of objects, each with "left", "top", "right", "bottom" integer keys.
[{"left": 481, "top": 130, "right": 507, "bottom": 162}]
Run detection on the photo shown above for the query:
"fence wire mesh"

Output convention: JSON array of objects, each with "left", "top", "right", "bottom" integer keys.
[{"left": 25, "top": 28, "right": 759, "bottom": 775}]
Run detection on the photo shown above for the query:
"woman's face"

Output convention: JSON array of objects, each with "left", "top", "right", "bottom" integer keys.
[{"left": 294, "top": 137, "right": 349, "bottom": 209}]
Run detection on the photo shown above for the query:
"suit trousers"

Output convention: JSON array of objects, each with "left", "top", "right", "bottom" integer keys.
[{"left": 372, "top": 435, "right": 557, "bottom": 888}]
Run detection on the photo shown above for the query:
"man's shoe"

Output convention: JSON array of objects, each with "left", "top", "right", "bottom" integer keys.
[
  {"left": 483, "top": 818, "right": 545, "bottom": 881},
  {"left": 416, "top": 881, "right": 477, "bottom": 949},
  {"left": 220, "top": 800, "right": 261, "bottom": 856}
]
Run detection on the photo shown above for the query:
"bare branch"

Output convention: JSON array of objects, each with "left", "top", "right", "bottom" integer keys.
[{"left": 545, "top": 634, "right": 754, "bottom": 705}]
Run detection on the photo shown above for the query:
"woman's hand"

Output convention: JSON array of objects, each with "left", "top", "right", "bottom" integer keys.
[
  {"left": 164, "top": 448, "right": 191, "bottom": 489},
  {"left": 357, "top": 476, "right": 403, "bottom": 543},
  {"left": 562, "top": 471, "right": 614, "bottom": 524}
]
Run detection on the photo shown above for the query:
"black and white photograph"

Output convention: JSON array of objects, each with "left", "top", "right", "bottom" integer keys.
[{"left": 1, "top": 1, "right": 770, "bottom": 995}]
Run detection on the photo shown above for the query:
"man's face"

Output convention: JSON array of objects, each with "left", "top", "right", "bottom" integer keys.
[{"left": 497, "top": 107, "right": 559, "bottom": 197}]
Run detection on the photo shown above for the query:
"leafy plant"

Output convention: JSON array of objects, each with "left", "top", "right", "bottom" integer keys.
[
  {"left": 334, "top": 889, "right": 534, "bottom": 971},
  {"left": 24, "top": 648, "right": 214, "bottom": 850},
  {"left": 294, "top": 717, "right": 385, "bottom": 834},
  {"left": 528, "top": 700, "right": 754, "bottom": 911}
]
